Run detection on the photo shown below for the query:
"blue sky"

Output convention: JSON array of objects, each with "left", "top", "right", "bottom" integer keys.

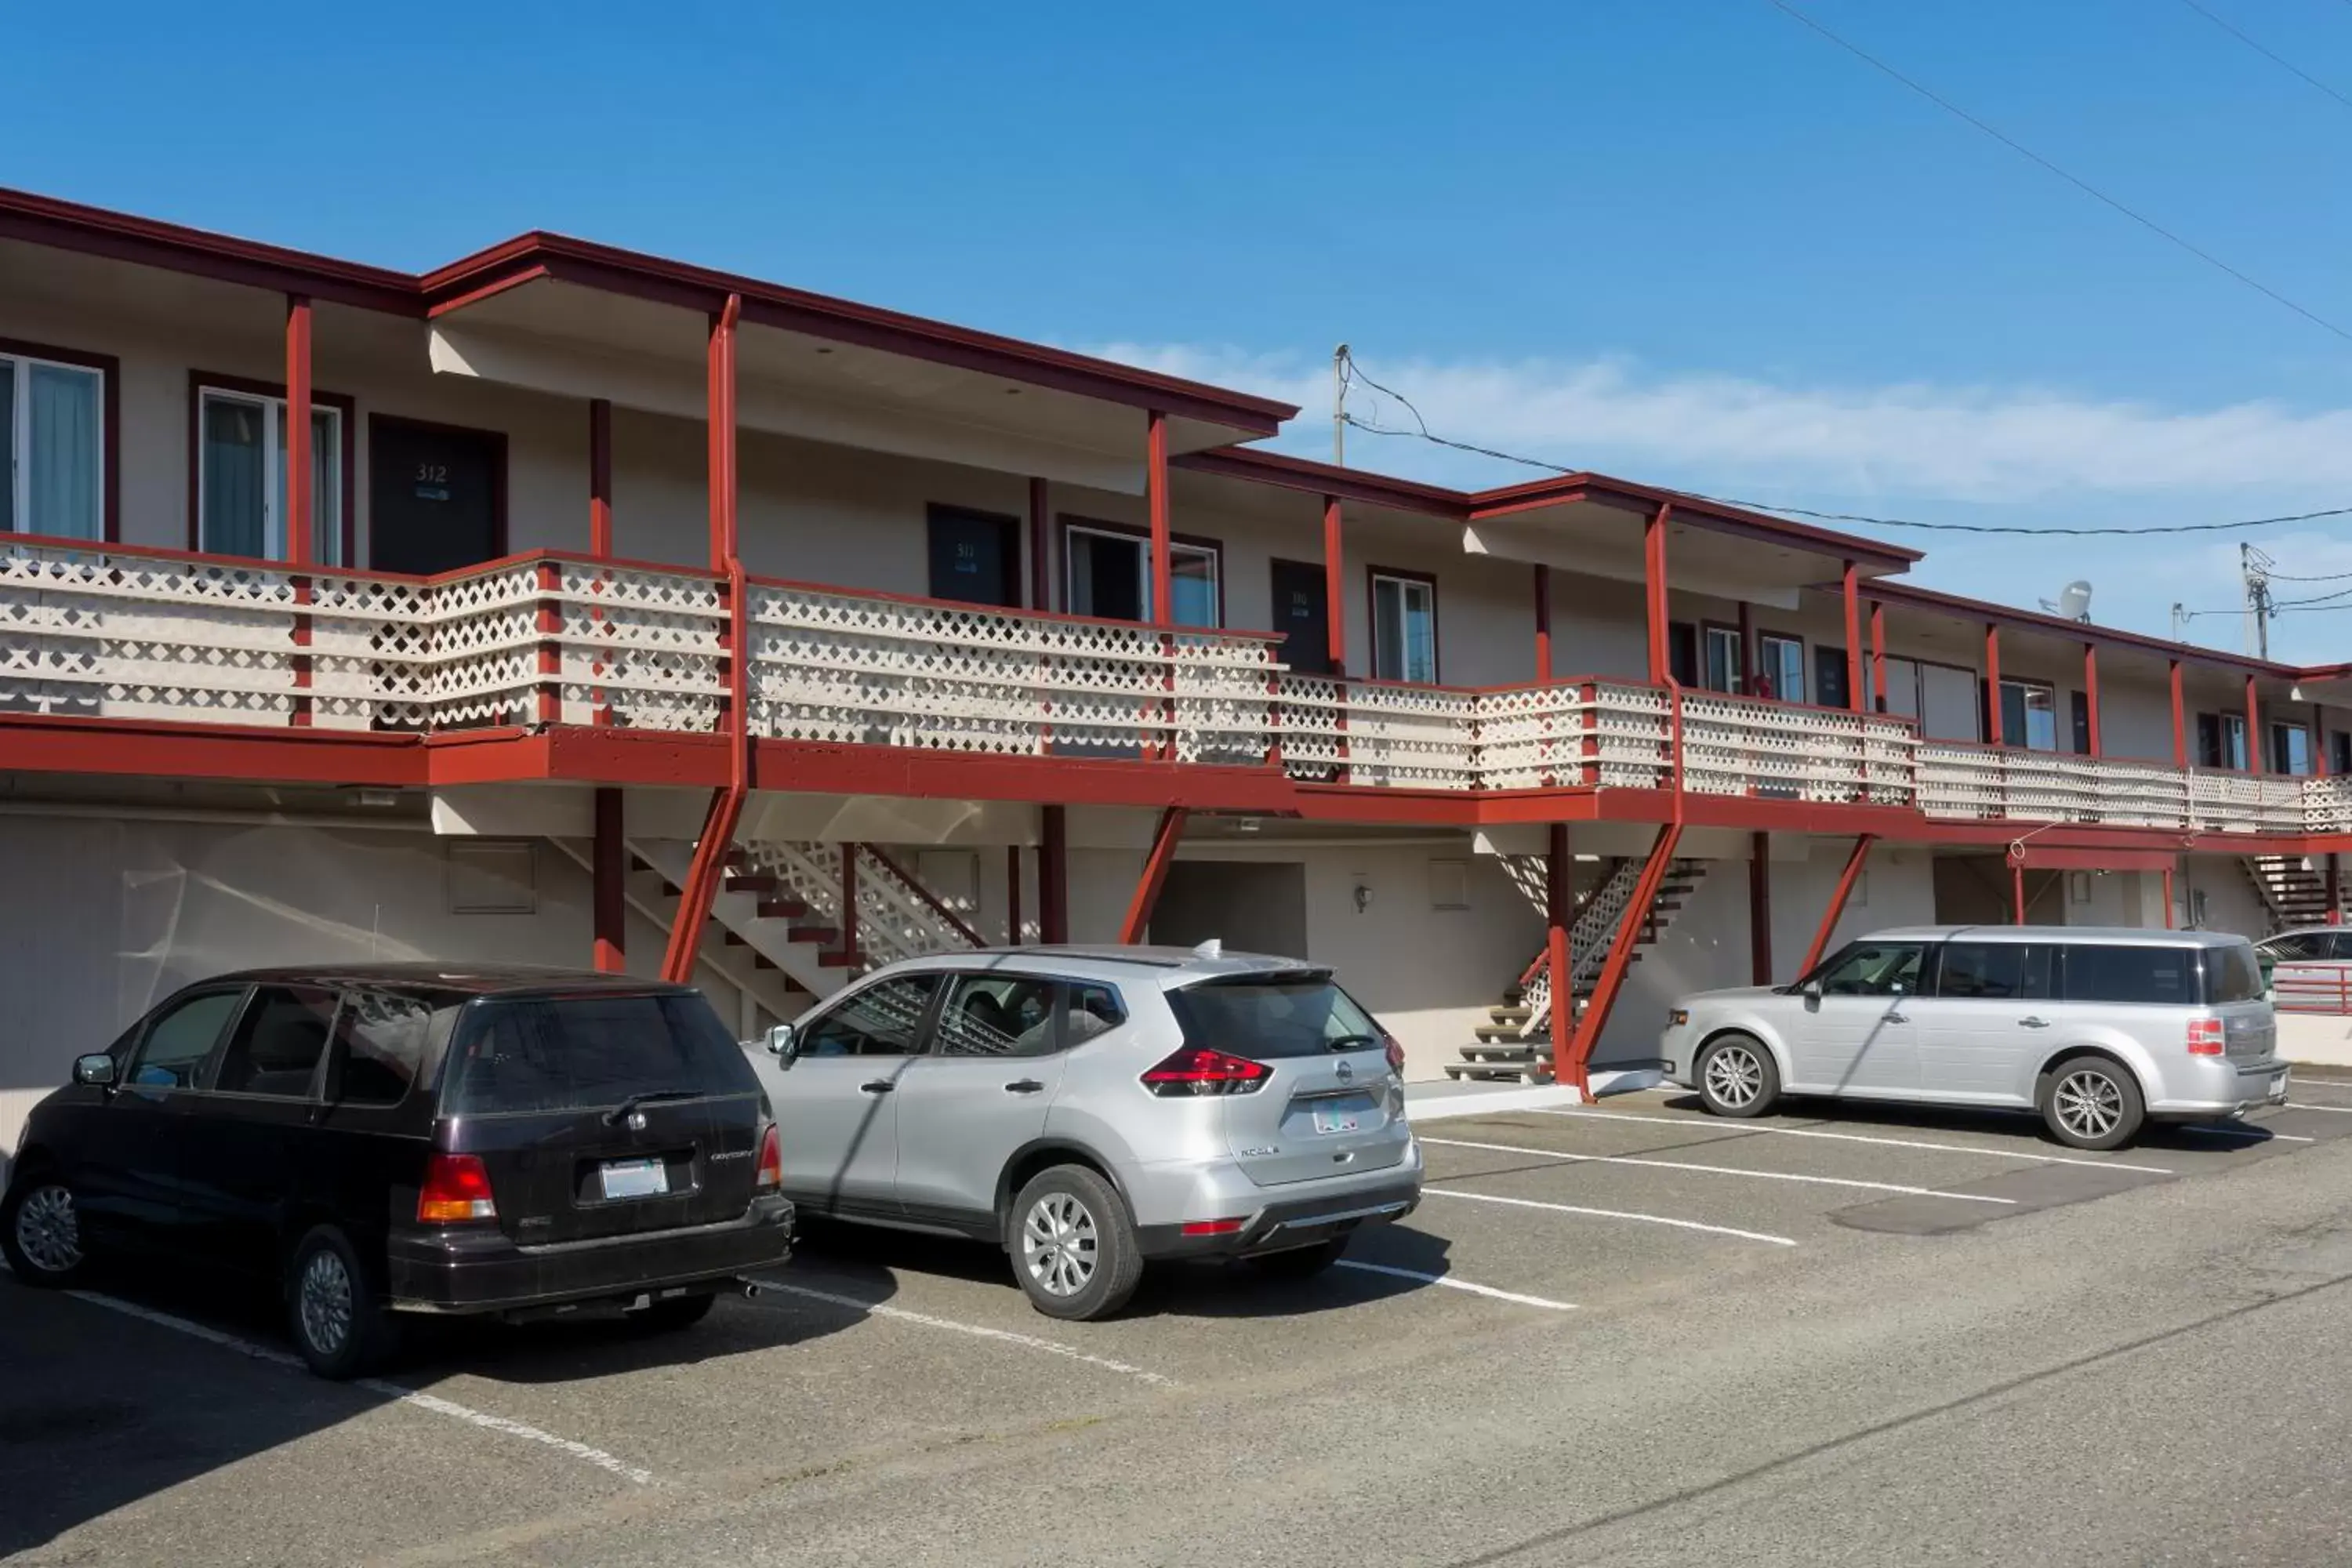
[{"left": 15, "top": 1, "right": 2352, "bottom": 656}]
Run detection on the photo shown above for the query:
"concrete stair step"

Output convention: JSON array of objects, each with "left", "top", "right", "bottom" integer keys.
[
  {"left": 1444, "top": 1061, "right": 1552, "bottom": 1083},
  {"left": 1460, "top": 1042, "right": 1548, "bottom": 1063}
]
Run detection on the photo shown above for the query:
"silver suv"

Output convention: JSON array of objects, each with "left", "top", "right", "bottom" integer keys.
[
  {"left": 1662, "top": 926, "right": 2289, "bottom": 1149},
  {"left": 748, "top": 945, "right": 1422, "bottom": 1320}
]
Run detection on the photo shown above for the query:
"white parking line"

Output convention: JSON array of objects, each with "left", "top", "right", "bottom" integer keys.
[
  {"left": 746, "top": 1278, "right": 1178, "bottom": 1389},
  {"left": 1422, "top": 1187, "right": 1798, "bottom": 1246},
  {"left": 2285, "top": 1102, "right": 2352, "bottom": 1113},
  {"left": 2179, "top": 1124, "right": 2317, "bottom": 1143},
  {"left": 1331, "top": 1258, "right": 1576, "bottom": 1311},
  {"left": 61, "top": 1289, "right": 657, "bottom": 1485},
  {"left": 1420, "top": 1135, "right": 2017, "bottom": 1204},
  {"left": 1522, "top": 1107, "right": 2175, "bottom": 1174}
]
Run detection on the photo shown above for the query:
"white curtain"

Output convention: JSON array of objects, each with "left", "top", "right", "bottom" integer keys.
[{"left": 27, "top": 364, "right": 102, "bottom": 539}]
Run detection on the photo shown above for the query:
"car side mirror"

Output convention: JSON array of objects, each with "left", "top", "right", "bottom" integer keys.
[
  {"left": 1801, "top": 981, "right": 1824, "bottom": 1004},
  {"left": 765, "top": 1022, "right": 800, "bottom": 1067},
  {"left": 73, "top": 1053, "right": 117, "bottom": 1089}
]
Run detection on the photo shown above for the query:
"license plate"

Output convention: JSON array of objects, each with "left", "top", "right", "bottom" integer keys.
[
  {"left": 1312, "top": 1105, "right": 1363, "bottom": 1135},
  {"left": 599, "top": 1157, "right": 669, "bottom": 1200}
]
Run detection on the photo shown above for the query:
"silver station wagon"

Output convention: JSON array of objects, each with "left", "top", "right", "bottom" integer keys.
[{"left": 1662, "top": 926, "right": 2289, "bottom": 1149}]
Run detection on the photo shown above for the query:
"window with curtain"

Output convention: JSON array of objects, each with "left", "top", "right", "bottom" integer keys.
[
  {"left": 2, "top": 354, "right": 105, "bottom": 539},
  {"left": 197, "top": 387, "right": 343, "bottom": 564},
  {"left": 1062, "top": 524, "right": 1218, "bottom": 626},
  {"left": 1370, "top": 572, "right": 1438, "bottom": 683},
  {"left": 1757, "top": 633, "right": 1805, "bottom": 702},
  {"left": 1998, "top": 678, "right": 2059, "bottom": 750}
]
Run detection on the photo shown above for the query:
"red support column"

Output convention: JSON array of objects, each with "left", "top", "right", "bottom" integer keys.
[
  {"left": 1748, "top": 831, "right": 1773, "bottom": 985},
  {"left": 1118, "top": 807, "right": 1188, "bottom": 944},
  {"left": 593, "top": 788, "right": 626, "bottom": 972},
  {"left": 1842, "top": 561, "right": 1863, "bottom": 713},
  {"left": 2329, "top": 854, "right": 2342, "bottom": 924},
  {"left": 2083, "top": 643, "right": 2103, "bottom": 757},
  {"left": 2170, "top": 659, "right": 2187, "bottom": 768},
  {"left": 2317, "top": 703, "right": 2331, "bottom": 779},
  {"left": 840, "top": 844, "right": 860, "bottom": 964},
  {"left": 1798, "top": 834, "right": 1875, "bottom": 976},
  {"left": 1028, "top": 477, "right": 1050, "bottom": 610},
  {"left": 1984, "top": 623, "right": 2004, "bottom": 745},
  {"left": 1039, "top": 805, "right": 1069, "bottom": 943},
  {"left": 1146, "top": 410, "right": 1171, "bottom": 624},
  {"left": 1643, "top": 502, "right": 1672, "bottom": 684},
  {"left": 1006, "top": 844, "right": 1025, "bottom": 944},
  {"left": 2012, "top": 859, "right": 2027, "bottom": 925},
  {"left": 1546, "top": 823, "right": 1570, "bottom": 1079},
  {"left": 285, "top": 295, "right": 314, "bottom": 566},
  {"left": 1736, "top": 599, "right": 1755, "bottom": 696},
  {"left": 661, "top": 292, "right": 747, "bottom": 985},
  {"left": 1563, "top": 823, "right": 1682, "bottom": 1098},
  {"left": 2163, "top": 862, "right": 2177, "bottom": 928},
  {"left": 2245, "top": 674, "right": 2262, "bottom": 773},
  {"left": 1869, "top": 600, "right": 1887, "bottom": 713},
  {"left": 589, "top": 397, "right": 614, "bottom": 558},
  {"left": 1533, "top": 564, "right": 1553, "bottom": 681},
  {"left": 1323, "top": 495, "right": 1346, "bottom": 674}
]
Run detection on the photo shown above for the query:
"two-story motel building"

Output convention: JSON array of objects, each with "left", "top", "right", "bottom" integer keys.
[{"left": 2, "top": 185, "right": 2346, "bottom": 1152}]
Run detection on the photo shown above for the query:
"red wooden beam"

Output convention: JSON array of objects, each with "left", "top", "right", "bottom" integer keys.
[
  {"left": 1118, "top": 806, "right": 1189, "bottom": 944},
  {"left": 1842, "top": 561, "right": 1863, "bottom": 713},
  {"left": 1146, "top": 409, "right": 1171, "bottom": 626},
  {"left": 2162, "top": 862, "right": 2176, "bottom": 929},
  {"left": 1563, "top": 822, "right": 1682, "bottom": 1098},
  {"left": 1984, "top": 623, "right": 2003, "bottom": 745},
  {"left": 2013, "top": 860, "right": 2027, "bottom": 925},
  {"left": 1533, "top": 564, "right": 1553, "bottom": 681},
  {"left": 1040, "top": 804, "right": 1069, "bottom": 943},
  {"left": 2170, "top": 659, "right": 2187, "bottom": 768},
  {"left": 593, "top": 787, "right": 625, "bottom": 971},
  {"left": 589, "top": 397, "right": 613, "bottom": 558},
  {"left": 1323, "top": 494, "right": 1346, "bottom": 674},
  {"left": 285, "top": 294, "right": 314, "bottom": 565},
  {"left": 2083, "top": 643, "right": 2102, "bottom": 757},
  {"left": 1798, "top": 833, "right": 1875, "bottom": 976},
  {"left": 1737, "top": 598, "right": 1755, "bottom": 696},
  {"left": 2245, "top": 673, "right": 2262, "bottom": 774},
  {"left": 2318, "top": 702, "right": 2331, "bottom": 779},
  {"left": 1748, "top": 830, "right": 1772, "bottom": 985},
  {"left": 1007, "top": 843, "right": 1025, "bottom": 944},
  {"left": 1547, "top": 822, "right": 1571, "bottom": 1076},
  {"left": 1028, "top": 477, "right": 1050, "bottom": 610},
  {"left": 1643, "top": 502, "right": 1672, "bottom": 684},
  {"left": 706, "top": 294, "right": 740, "bottom": 571},
  {"left": 1869, "top": 599, "right": 1887, "bottom": 713}
]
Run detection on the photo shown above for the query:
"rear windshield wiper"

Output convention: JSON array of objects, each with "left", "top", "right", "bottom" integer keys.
[
  {"left": 602, "top": 1088, "right": 706, "bottom": 1127},
  {"left": 1326, "top": 1034, "right": 1383, "bottom": 1052}
]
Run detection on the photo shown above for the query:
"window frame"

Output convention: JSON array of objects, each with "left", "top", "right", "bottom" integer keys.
[
  {"left": 121, "top": 984, "right": 252, "bottom": 1094},
  {"left": 1998, "top": 677, "right": 2061, "bottom": 752},
  {"left": 1057, "top": 514, "right": 1224, "bottom": 627},
  {"left": 209, "top": 983, "right": 343, "bottom": 1102},
  {"left": 796, "top": 971, "right": 948, "bottom": 1058},
  {"left": 1366, "top": 564, "right": 1441, "bottom": 685},
  {"left": 1926, "top": 940, "right": 2055, "bottom": 1001},
  {"left": 187, "top": 370, "right": 358, "bottom": 565},
  {"left": 931, "top": 971, "right": 1065, "bottom": 1059},
  {"left": 2198, "top": 711, "right": 2249, "bottom": 770},
  {"left": 1755, "top": 630, "right": 1806, "bottom": 702},
  {"left": 1697, "top": 620, "right": 1744, "bottom": 695},
  {"left": 0, "top": 336, "right": 118, "bottom": 543},
  {"left": 2270, "top": 720, "right": 2313, "bottom": 776}
]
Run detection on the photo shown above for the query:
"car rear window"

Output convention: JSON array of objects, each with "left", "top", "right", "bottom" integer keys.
[
  {"left": 2204, "top": 943, "right": 2267, "bottom": 1005},
  {"left": 1165, "top": 974, "right": 1382, "bottom": 1060},
  {"left": 2061, "top": 946, "right": 2196, "bottom": 1006},
  {"left": 441, "top": 992, "right": 756, "bottom": 1115}
]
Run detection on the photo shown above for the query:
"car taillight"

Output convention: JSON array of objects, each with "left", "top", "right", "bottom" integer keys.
[
  {"left": 1383, "top": 1033, "right": 1406, "bottom": 1075},
  {"left": 1141, "top": 1047, "right": 1270, "bottom": 1096},
  {"left": 2187, "top": 1019, "right": 2226, "bottom": 1056},
  {"left": 417, "top": 1152, "right": 497, "bottom": 1224},
  {"left": 755, "top": 1122, "right": 782, "bottom": 1190}
]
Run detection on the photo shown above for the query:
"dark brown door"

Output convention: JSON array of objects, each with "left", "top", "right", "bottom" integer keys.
[
  {"left": 1269, "top": 557, "right": 1331, "bottom": 674},
  {"left": 927, "top": 506, "right": 1020, "bottom": 607},
  {"left": 370, "top": 419, "right": 503, "bottom": 574}
]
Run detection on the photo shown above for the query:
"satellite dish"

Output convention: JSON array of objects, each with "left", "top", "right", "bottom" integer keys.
[{"left": 2038, "top": 580, "right": 2093, "bottom": 622}]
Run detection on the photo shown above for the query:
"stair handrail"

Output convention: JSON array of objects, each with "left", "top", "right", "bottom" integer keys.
[{"left": 855, "top": 842, "right": 985, "bottom": 949}]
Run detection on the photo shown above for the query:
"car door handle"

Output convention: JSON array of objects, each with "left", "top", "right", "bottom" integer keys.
[
  {"left": 2018, "top": 1016, "right": 2052, "bottom": 1029},
  {"left": 1003, "top": 1079, "right": 1045, "bottom": 1094},
  {"left": 858, "top": 1080, "right": 895, "bottom": 1094}
]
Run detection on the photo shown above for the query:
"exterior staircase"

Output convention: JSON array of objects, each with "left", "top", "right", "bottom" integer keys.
[
  {"left": 2245, "top": 855, "right": 2339, "bottom": 932},
  {"left": 1443, "top": 856, "right": 1709, "bottom": 1083}
]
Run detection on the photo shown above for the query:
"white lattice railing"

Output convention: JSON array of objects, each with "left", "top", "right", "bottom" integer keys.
[
  {"left": 745, "top": 579, "right": 1278, "bottom": 765},
  {"left": 1518, "top": 858, "right": 1706, "bottom": 1039},
  {"left": 1276, "top": 676, "right": 1479, "bottom": 789},
  {"left": 2188, "top": 769, "right": 2307, "bottom": 836},
  {"left": 735, "top": 839, "right": 984, "bottom": 974},
  {"left": 0, "top": 536, "right": 726, "bottom": 735},
  {"left": 1679, "top": 693, "right": 1915, "bottom": 805},
  {"left": 1914, "top": 744, "right": 2317, "bottom": 835}
]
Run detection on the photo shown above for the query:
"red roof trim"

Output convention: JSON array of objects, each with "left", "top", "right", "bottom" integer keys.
[
  {"left": 1855, "top": 578, "right": 2305, "bottom": 677},
  {"left": 1170, "top": 446, "right": 1468, "bottom": 518}
]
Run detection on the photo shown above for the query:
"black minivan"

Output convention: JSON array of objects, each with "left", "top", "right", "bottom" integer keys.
[{"left": 0, "top": 966, "right": 793, "bottom": 1377}]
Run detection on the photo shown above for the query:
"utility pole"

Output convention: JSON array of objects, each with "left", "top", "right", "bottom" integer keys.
[
  {"left": 2241, "top": 543, "right": 2273, "bottom": 659},
  {"left": 1332, "top": 343, "right": 1348, "bottom": 467}
]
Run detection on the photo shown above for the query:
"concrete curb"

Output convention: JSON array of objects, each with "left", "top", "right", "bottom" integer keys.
[{"left": 1404, "top": 1067, "right": 1665, "bottom": 1122}]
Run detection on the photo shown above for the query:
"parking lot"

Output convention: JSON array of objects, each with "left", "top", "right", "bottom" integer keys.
[{"left": 9, "top": 1080, "right": 2352, "bottom": 1566}]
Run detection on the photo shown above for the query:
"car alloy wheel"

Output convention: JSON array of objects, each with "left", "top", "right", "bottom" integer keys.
[
  {"left": 1021, "top": 1191, "right": 1098, "bottom": 1299},
  {"left": 1705, "top": 1044, "right": 1766, "bottom": 1110},
  {"left": 13, "top": 1183, "right": 82, "bottom": 1277},
  {"left": 2054, "top": 1069, "right": 2123, "bottom": 1142},
  {"left": 297, "top": 1247, "right": 356, "bottom": 1359}
]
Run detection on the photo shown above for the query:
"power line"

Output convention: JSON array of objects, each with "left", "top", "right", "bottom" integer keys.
[
  {"left": 1764, "top": 0, "right": 2352, "bottom": 344},
  {"left": 2178, "top": 0, "right": 2352, "bottom": 113}
]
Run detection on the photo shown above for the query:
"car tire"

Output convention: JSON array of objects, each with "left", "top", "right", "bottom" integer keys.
[
  {"left": 1006, "top": 1164, "right": 1143, "bottom": 1323},
  {"left": 1, "top": 1170, "right": 90, "bottom": 1287},
  {"left": 2039, "top": 1054, "right": 2146, "bottom": 1151},
  {"left": 286, "top": 1225, "right": 400, "bottom": 1381},
  {"left": 1246, "top": 1237, "right": 1348, "bottom": 1280},
  {"left": 631, "top": 1290, "right": 719, "bottom": 1333},
  {"left": 1694, "top": 1033, "right": 1780, "bottom": 1119}
]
